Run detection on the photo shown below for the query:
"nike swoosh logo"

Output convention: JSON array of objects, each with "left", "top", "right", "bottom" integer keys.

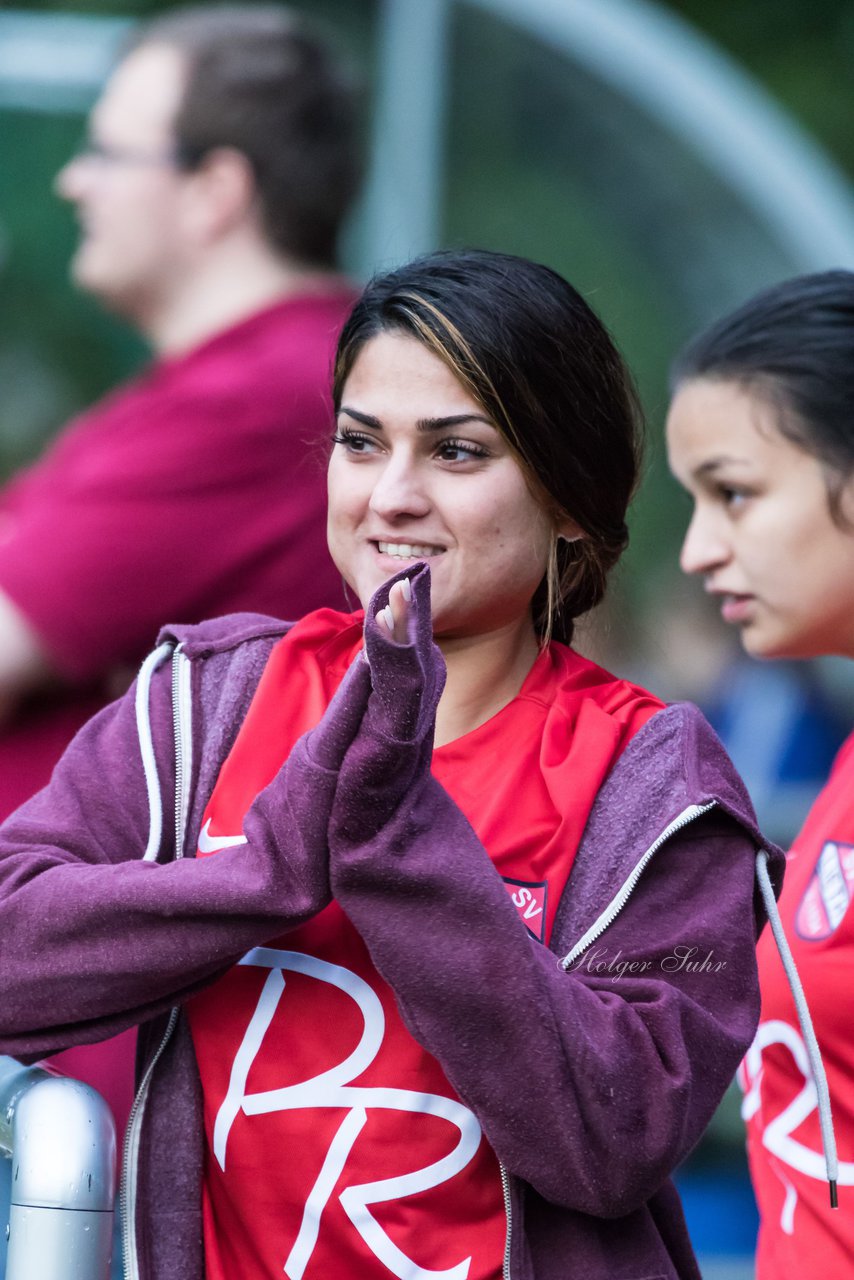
[{"left": 197, "top": 818, "right": 248, "bottom": 854}]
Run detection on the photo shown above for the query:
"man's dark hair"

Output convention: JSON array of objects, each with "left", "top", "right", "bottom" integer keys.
[
  {"left": 131, "top": 4, "right": 363, "bottom": 268},
  {"left": 334, "top": 249, "right": 643, "bottom": 644}
]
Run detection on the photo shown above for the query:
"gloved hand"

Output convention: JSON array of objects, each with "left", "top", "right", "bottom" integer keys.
[
  {"left": 330, "top": 561, "right": 446, "bottom": 846},
  {"left": 242, "top": 619, "right": 374, "bottom": 916}
]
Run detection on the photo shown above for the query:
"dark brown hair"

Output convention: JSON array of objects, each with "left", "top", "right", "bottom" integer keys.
[
  {"left": 130, "top": 4, "right": 363, "bottom": 268},
  {"left": 671, "top": 270, "right": 854, "bottom": 525},
  {"left": 333, "top": 249, "right": 643, "bottom": 643}
]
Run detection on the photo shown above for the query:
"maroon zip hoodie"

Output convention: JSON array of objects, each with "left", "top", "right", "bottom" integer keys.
[{"left": 0, "top": 567, "right": 784, "bottom": 1279}]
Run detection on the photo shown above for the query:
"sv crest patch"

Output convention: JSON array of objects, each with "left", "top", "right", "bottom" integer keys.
[
  {"left": 503, "top": 877, "right": 547, "bottom": 942},
  {"left": 795, "top": 840, "right": 854, "bottom": 940}
]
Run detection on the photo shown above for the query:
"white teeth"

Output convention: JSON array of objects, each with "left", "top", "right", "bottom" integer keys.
[{"left": 377, "top": 542, "right": 443, "bottom": 558}]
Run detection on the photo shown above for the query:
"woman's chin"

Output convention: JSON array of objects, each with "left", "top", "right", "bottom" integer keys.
[{"left": 741, "top": 626, "right": 809, "bottom": 663}]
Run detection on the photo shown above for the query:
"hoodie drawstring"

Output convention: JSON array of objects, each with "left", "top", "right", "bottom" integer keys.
[
  {"left": 135, "top": 641, "right": 174, "bottom": 863},
  {"left": 755, "top": 848, "right": 839, "bottom": 1208}
]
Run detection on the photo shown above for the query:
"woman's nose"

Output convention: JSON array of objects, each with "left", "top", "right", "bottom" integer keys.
[
  {"left": 55, "top": 155, "right": 87, "bottom": 202},
  {"left": 679, "top": 508, "right": 729, "bottom": 576},
  {"left": 368, "top": 453, "right": 431, "bottom": 520}
]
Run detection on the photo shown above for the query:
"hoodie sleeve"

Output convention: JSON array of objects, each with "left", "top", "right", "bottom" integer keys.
[
  {"left": 0, "top": 644, "right": 372, "bottom": 1059},
  {"left": 328, "top": 570, "right": 764, "bottom": 1219}
]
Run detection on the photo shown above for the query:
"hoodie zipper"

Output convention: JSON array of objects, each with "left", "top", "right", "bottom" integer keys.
[
  {"left": 500, "top": 1162, "right": 513, "bottom": 1280},
  {"left": 172, "top": 647, "right": 193, "bottom": 863},
  {"left": 560, "top": 803, "right": 716, "bottom": 971},
  {"left": 122, "top": 647, "right": 194, "bottom": 1280},
  {"left": 120, "top": 1008, "right": 179, "bottom": 1279},
  {"left": 498, "top": 801, "right": 716, "bottom": 1280}
]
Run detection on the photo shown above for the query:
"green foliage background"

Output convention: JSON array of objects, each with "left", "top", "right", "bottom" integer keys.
[
  {"left": 2, "top": 0, "right": 853, "bottom": 633},
  {"left": 2, "top": 0, "right": 848, "bottom": 1197}
]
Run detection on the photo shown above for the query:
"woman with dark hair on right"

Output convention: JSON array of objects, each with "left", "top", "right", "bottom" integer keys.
[
  {"left": 667, "top": 270, "right": 854, "bottom": 1279},
  {"left": 0, "top": 248, "right": 782, "bottom": 1279}
]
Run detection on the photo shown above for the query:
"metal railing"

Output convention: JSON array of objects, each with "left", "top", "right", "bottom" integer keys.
[{"left": 0, "top": 1056, "right": 115, "bottom": 1280}]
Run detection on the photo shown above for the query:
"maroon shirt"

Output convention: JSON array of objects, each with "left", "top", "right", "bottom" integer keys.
[
  {"left": 0, "top": 289, "right": 354, "bottom": 1129},
  {"left": 0, "top": 289, "right": 354, "bottom": 818}
]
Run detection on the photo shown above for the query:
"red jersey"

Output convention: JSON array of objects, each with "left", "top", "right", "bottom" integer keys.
[
  {"left": 187, "top": 609, "right": 663, "bottom": 1279},
  {"left": 740, "top": 730, "right": 854, "bottom": 1278}
]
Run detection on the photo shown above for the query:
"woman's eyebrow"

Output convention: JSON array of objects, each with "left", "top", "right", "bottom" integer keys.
[
  {"left": 337, "top": 406, "right": 494, "bottom": 432},
  {"left": 416, "top": 414, "right": 495, "bottom": 432},
  {"left": 337, "top": 406, "right": 382, "bottom": 428},
  {"left": 695, "top": 454, "right": 752, "bottom": 477}
]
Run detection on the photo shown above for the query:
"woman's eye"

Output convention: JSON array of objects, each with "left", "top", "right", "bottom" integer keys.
[
  {"left": 718, "top": 484, "right": 750, "bottom": 509},
  {"left": 331, "top": 430, "right": 377, "bottom": 455},
  {"left": 436, "top": 439, "right": 488, "bottom": 463}
]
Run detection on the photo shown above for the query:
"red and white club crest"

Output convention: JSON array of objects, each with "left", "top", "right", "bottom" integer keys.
[
  {"left": 796, "top": 840, "right": 854, "bottom": 940},
  {"left": 503, "top": 877, "right": 547, "bottom": 942}
]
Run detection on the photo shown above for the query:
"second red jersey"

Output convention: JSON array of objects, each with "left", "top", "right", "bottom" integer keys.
[{"left": 740, "top": 731, "right": 854, "bottom": 1278}]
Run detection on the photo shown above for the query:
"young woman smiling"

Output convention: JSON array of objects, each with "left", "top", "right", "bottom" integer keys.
[
  {"left": 0, "top": 249, "right": 781, "bottom": 1280},
  {"left": 667, "top": 269, "right": 854, "bottom": 1279}
]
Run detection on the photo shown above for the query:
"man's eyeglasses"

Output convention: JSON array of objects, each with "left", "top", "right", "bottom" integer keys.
[{"left": 70, "top": 139, "right": 198, "bottom": 170}]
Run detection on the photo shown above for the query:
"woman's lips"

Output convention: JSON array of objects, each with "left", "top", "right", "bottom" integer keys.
[
  {"left": 376, "top": 540, "right": 445, "bottom": 559},
  {"left": 719, "top": 593, "right": 755, "bottom": 624}
]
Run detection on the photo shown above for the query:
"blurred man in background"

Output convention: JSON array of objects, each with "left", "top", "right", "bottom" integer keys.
[
  {"left": 0, "top": 3, "right": 361, "bottom": 816},
  {"left": 0, "top": 2, "right": 361, "bottom": 1140}
]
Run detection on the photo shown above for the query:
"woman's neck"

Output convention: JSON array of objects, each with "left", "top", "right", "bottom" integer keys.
[{"left": 434, "top": 620, "right": 542, "bottom": 748}]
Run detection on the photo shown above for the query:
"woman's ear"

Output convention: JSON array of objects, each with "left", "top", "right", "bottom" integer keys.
[
  {"left": 556, "top": 517, "right": 584, "bottom": 543},
  {"left": 838, "top": 473, "right": 854, "bottom": 528}
]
